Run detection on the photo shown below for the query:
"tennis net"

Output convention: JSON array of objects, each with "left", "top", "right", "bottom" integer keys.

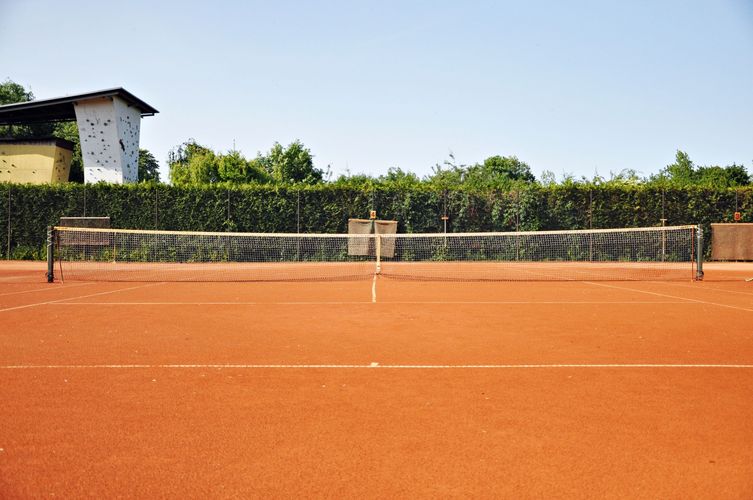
[{"left": 48, "top": 225, "right": 703, "bottom": 282}]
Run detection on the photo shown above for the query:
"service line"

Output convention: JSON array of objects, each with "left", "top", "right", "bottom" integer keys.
[{"left": 46, "top": 300, "right": 692, "bottom": 306}]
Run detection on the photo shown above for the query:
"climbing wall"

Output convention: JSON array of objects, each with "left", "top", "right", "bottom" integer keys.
[
  {"left": 75, "top": 96, "right": 142, "bottom": 183},
  {"left": 113, "top": 97, "right": 141, "bottom": 183}
]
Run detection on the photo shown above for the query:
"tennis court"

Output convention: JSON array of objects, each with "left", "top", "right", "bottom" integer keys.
[{"left": 1, "top": 233, "right": 753, "bottom": 497}]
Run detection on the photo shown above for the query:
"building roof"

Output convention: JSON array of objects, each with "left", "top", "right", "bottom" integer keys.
[
  {"left": 0, "top": 137, "right": 76, "bottom": 150},
  {"left": 0, "top": 87, "right": 158, "bottom": 125}
]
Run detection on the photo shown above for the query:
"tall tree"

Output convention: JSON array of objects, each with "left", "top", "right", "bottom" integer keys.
[
  {"left": 0, "top": 79, "right": 32, "bottom": 105},
  {"left": 0, "top": 79, "right": 55, "bottom": 139},
  {"left": 217, "top": 149, "right": 270, "bottom": 184},
  {"left": 168, "top": 140, "right": 273, "bottom": 185},
  {"left": 265, "top": 141, "right": 324, "bottom": 184},
  {"left": 378, "top": 167, "right": 421, "bottom": 186},
  {"left": 168, "top": 140, "right": 218, "bottom": 185},
  {"left": 138, "top": 149, "right": 161, "bottom": 183},
  {"left": 426, "top": 154, "right": 535, "bottom": 188},
  {"left": 51, "top": 121, "right": 84, "bottom": 182},
  {"left": 470, "top": 155, "right": 536, "bottom": 185},
  {"left": 664, "top": 150, "right": 695, "bottom": 185}
]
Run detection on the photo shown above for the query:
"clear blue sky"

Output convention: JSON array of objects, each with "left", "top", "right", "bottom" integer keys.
[{"left": 1, "top": 0, "right": 752, "bottom": 182}]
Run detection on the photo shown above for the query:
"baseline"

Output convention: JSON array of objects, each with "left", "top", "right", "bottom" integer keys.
[{"left": 2, "top": 363, "right": 753, "bottom": 369}]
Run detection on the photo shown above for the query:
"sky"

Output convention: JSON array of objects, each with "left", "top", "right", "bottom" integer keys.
[{"left": 1, "top": 0, "right": 752, "bottom": 183}]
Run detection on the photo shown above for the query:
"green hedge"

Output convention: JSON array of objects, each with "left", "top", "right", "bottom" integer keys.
[{"left": 1, "top": 182, "right": 751, "bottom": 259}]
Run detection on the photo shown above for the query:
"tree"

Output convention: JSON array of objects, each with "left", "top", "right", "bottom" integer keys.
[
  {"left": 650, "top": 150, "right": 751, "bottom": 187},
  {"left": 169, "top": 140, "right": 218, "bottom": 185},
  {"left": 378, "top": 167, "right": 421, "bottom": 187},
  {"left": 169, "top": 140, "right": 275, "bottom": 185},
  {"left": 425, "top": 153, "right": 466, "bottom": 188},
  {"left": 217, "top": 149, "right": 270, "bottom": 184},
  {"left": 426, "top": 154, "right": 536, "bottom": 189},
  {"left": 0, "top": 79, "right": 55, "bottom": 140},
  {"left": 477, "top": 155, "right": 536, "bottom": 183},
  {"left": 664, "top": 150, "right": 695, "bottom": 185},
  {"left": 138, "top": 149, "right": 161, "bottom": 183},
  {"left": 265, "top": 141, "right": 324, "bottom": 184},
  {"left": 331, "top": 172, "right": 376, "bottom": 187},
  {"left": 168, "top": 139, "right": 324, "bottom": 186},
  {"left": 52, "top": 121, "right": 84, "bottom": 182},
  {"left": 695, "top": 164, "right": 750, "bottom": 187},
  {"left": 539, "top": 170, "right": 557, "bottom": 186},
  {"left": 0, "top": 79, "right": 33, "bottom": 105}
]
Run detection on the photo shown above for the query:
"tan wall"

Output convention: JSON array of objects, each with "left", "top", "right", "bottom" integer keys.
[{"left": 0, "top": 142, "right": 72, "bottom": 184}]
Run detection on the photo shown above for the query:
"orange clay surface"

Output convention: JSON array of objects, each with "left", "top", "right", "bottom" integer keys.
[{"left": 1, "top": 261, "right": 753, "bottom": 498}]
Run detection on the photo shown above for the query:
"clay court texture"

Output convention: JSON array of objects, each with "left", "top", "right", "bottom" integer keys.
[{"left": 1, "top": 260, "right": 753, "bottom": 498}]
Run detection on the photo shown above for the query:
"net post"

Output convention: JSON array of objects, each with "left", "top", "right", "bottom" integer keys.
[
  {"left": 46, "top": 226, "right": 55, "bottom": 283},
  {"left": 695, "top": 225, "right": 704, "bottom": 281},
  {"left": 375, "top": 234, "right": 382, "bottom": 274}
]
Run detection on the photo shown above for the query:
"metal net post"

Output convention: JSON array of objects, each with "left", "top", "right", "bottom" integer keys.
[{"left": 46, "top": 226, "right": 55, "bottom": 282}]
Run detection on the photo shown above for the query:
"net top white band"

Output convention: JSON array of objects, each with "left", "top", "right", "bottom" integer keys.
[{"left": 54, "top": 225, "right": 699, "bottom": 238}]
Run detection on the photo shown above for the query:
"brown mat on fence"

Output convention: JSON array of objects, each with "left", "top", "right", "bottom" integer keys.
[{"left": 711, "top": 223, "right": 753, "bottom": 261}]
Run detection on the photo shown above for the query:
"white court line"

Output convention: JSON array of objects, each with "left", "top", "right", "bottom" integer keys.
[
  {"left": 0, "top": 275, "right": 41, "bottom": 283},
  {"left": 372, "top": 274, "right": 377, "bottom": 303},
  {"left": 0, "top": 282, "right": 93, "bottom": 297},
  {"left": 46, "top": 300, "right": 693, "bottom": 306},
  {"left": 0, "top": 282, "right": 165, "bottom": 313},
  {"left": 1, "top": 363, "right": 752, "bottom": 369},
  {"left": 584, "top": 281, "right": 753, "bottom": 313},
  {"left": 663, "top": 281, "right": 753, "bottom": 298}
]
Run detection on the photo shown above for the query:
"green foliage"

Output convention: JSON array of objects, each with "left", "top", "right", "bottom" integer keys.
[
  {"left": 331, "top": 172, "right": 377, "bottom": 188},
  {"left": 425, "top": 153, "right": 465, "bottom": 189},
  {"left": 218, "top": 150, "right": 270, "bottom": 184},
  {"left": 168, "top": 140, "right": 217, "bottom": 185},
  {"left": 168, "top": 140, "right": 323, "bottom": 185},
  {"left": 138, "top": 149, "right": 161, "bottom": 183},
  {"left": 264, "top": 140, "right": 324, "bottom": 184},
  {"left": 425, "top": 154, "right": 537, "bottom": 189},
  {"left": 0, "top": 79, "right": 32, "bottom": 105},
  {"left": 52, "top": 121, "right": 84, "bottom": 182},
  {"left": 650, "top": 150, "right": 751, "bottom": 188},
  {"left": 0, "top": 79, "right": 56, "bottom": 139},
  {"left": 471, "top": 155, "right": 536, "bottom": 185},
  {"left": 378, "top": 167, "right": 422, "bottom": 187}
]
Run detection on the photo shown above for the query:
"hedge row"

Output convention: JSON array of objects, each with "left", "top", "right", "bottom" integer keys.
[{"left": 1, "top": 182, "right": 751, "bottom": 259}]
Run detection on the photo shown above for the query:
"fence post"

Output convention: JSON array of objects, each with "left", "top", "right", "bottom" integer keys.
[
  {"left": 227, "top": 189, "right": 231, "bottom": 227},
  {"left": 696, "top": 225, "right": 704, "bottom": 281}
]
